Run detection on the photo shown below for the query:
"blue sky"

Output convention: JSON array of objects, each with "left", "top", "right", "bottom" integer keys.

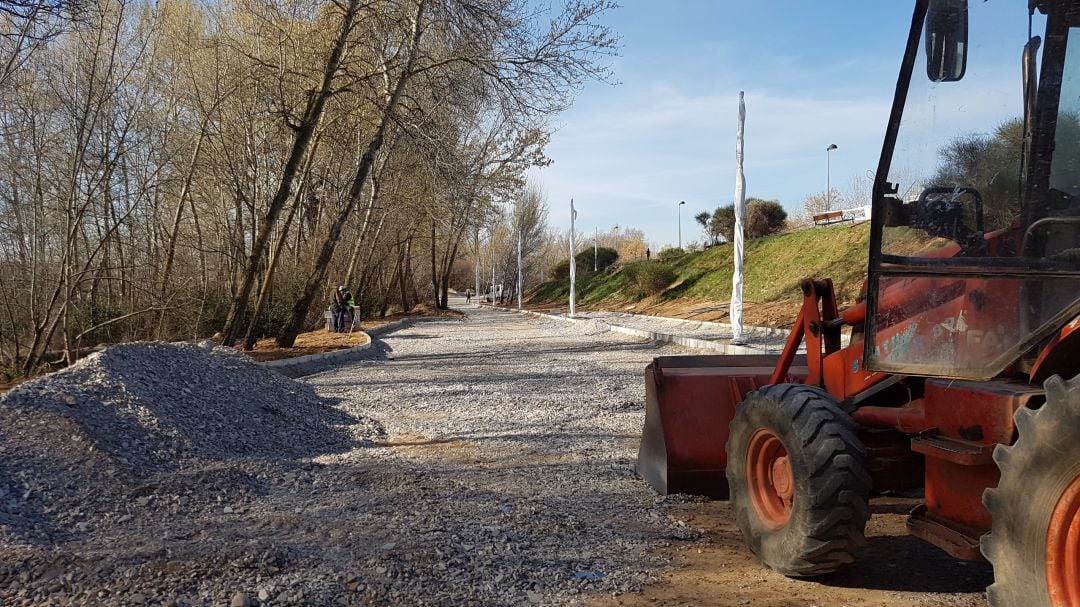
[{"left": 533, "top": 2, "right": 919, "bottom": 249}]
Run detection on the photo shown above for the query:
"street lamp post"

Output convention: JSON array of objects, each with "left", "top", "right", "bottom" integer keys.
[
  {"left": 678, "top": 200, "right": 686, "bottom": 249},
  {"left": 826, "top": 144, "right": 838, "bottom": 212}
]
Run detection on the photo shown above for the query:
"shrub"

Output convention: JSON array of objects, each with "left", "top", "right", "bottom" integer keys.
[
  {"left": 746, "top": 198, "right": 788, "bottom": 238},
  {"left": 551, "top": 246, "right": 620, "bottom": 280},
  {"left": 657, "top": 247, "right": 685, "bottom": 262},
  {"left": 624, "top": 263, "right": 676, "bottom": 297},
  {"left": 712, "top": 205, "right": 736, "bottom": 242},
  {"left": 576, "top": 246, "right": 619, "bottom": 272},
  {"left": 551, "top": 259, "right": 572, "bottom": 281},
  {"left": 709, "top": 198, "right": 787, "bottom": 242}
]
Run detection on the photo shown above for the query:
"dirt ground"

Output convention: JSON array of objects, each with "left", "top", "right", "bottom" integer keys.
[
  {"left": 590, "top": 497, "right": 992, "bottom": 607},
  {"left": 244, "top": 329, "right": 371, "bottom": 362}
]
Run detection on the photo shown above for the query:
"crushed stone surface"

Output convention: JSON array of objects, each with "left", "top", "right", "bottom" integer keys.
[{"left": 0, "top": 302, "right": 700, "bottom": 606}]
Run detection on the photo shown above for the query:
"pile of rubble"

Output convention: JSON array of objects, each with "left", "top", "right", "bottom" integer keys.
[{"left": 0, "top": 342, "right": 384, "bottom": 546}]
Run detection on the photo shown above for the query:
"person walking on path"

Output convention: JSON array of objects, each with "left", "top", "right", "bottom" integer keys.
[{"left": 465, "top": 288, "right": 472, "bottom": 303}]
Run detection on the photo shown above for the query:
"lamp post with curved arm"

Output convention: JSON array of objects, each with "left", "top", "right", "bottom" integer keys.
[
  {"left": 678, "top": 200, "right": 686, "bottom": 248},
  {"left": 826, "top": 144, "right": 838, "bottom": 211}
]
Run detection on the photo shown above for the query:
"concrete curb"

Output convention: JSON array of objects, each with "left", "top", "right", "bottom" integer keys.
[
  {"left": 582, "top": 310, "right": 791, "bottom": 340},
  {"left": 258, "top": 319, "right": 410, "bottom": 378},
  {"left": 479, "top": 304, "right": 780, "bottom": 354},
  {"left": 603, "top": 323, "right": 767, "bottom": 355}
]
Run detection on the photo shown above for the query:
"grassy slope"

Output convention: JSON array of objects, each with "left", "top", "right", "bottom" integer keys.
[{"left": 527, "top": 223, "right": 872, "bottom": 314}]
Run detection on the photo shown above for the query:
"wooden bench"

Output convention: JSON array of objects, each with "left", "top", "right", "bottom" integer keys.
[{"left": 812, "top": 210, "right": 853, "bottom": 226}]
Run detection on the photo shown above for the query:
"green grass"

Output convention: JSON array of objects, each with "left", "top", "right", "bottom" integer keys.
[{"left": 527, "top": 223, "right": 872, "bottom": 308}]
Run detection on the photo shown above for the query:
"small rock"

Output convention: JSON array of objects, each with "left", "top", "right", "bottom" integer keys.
[
  {"left": 223, "top": 506, "right": 234, "bottom": 514},
  {"left": 62, "top": 394, "right": 77, "bottom": 407},
  {"left": 230, "top": 591, "right": 250, "bottom": 607},
  {"left": 258, "top": 588, "right": 271, "bottom": 601},
  {"left": 162, "top": 600, "right": 178, "bottom": 607}
]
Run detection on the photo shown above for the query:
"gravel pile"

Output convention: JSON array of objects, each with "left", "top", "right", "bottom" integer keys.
[{"left": 0, "top": 342, "right": 383, "bottom": 547}]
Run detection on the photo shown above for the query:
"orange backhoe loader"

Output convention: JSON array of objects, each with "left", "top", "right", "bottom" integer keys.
[{"left": 637, "top": 2, "right": 1080, "bottom": 605}]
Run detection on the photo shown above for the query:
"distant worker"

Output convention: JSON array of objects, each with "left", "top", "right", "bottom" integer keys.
[
  {"left": 332, "top": 285, "right": 357, "bottom": 332},
  {"left": 465, "top": 288, "right": 472, "bottom": 303},
  {"left": 646, "top": 247, "right": 651, "bottom": 261},
  {"left": 343, "top": 287, "right": 358, "bottom": 331}
]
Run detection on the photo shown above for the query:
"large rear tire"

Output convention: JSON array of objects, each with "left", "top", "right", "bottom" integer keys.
[
  {"left": 726, "top": 384, "right": 871, "bottom": 576},
  {"left": 982, "top": 373, "right": 1080, "bottom": 607}
]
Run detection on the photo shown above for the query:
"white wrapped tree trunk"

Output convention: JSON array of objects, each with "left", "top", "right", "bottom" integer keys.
[
  {"left": 569, "top": 199, "right": 577, "bottom": 317},
  {"left": 517, "top": 229, "right": 523, "bottom": 310},
  {"left": 730, "top": 92, "right": 747, "bottom": 345}
]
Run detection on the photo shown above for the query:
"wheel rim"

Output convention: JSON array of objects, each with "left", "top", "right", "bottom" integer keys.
[
  {"left": 746, "top": 428, "right": 794, "bottom": 530},
  {"left": 1047, "top": 473, "right": 1080, "bottom": 607}
]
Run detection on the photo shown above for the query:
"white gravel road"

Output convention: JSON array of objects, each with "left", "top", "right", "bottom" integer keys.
[{"left": 304, "top": 299, "right": 701, "bottom": 606}]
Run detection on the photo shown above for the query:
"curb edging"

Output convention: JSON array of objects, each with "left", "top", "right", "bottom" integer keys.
[
  {"left": 480, "top": 304, "right": 780, "bottom": 355},
  {"left": 258, "top": 318, "right": 411, "bottom": 378}
]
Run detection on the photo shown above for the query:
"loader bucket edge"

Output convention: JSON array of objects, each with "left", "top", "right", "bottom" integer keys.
[{"left": 636, "top": 354, "right": 808, "bottom": 499}]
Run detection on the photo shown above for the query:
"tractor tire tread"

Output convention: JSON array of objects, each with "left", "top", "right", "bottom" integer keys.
[
  {"left": 727, "top": 384, "right": 870, "bottom": 577},
  {"left": 981, "top": 373, "right": 1080, "bottom": 607}
]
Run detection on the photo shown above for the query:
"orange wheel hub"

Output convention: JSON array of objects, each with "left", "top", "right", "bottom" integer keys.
[
  {"left": 1047, "top": 473, "right": 1080, "bottom": 607},
  {"left": 746, "top": 429, "right": 794, "bottom": 530}
]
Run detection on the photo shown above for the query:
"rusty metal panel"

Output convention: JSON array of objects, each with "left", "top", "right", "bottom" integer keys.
[
  {"left": 910, "top": 379, "right": 1044, "bottom": 541},
  {"left": 823, "top": 338, "right": 890, "bottom": 401},
  {"left": 923, "top": 378, "right": 1044, "bottom": 445}
]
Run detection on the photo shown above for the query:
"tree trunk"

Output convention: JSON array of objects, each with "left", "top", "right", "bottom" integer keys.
[
  {"left": 219, "top": 0, "right": 360, "bottom": 346},
  {"left": 275, "top": 2, "right": 425, "bottom": 347},
  {"left": 242, "top": 129, "right": 324, "bottom": 350},
  {"left": 343, "top": 169, "right": 381, "bottom": 288},
  {"left": 400, "top": 239, "right": 411, "bottom": 312},
  {"left": 430, "top": 216, "right": 439, "bottom": 308}
]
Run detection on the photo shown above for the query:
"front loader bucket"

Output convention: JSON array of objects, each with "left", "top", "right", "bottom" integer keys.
[{"left": 636, "top": 354, "right": 807, "bottom": 498}]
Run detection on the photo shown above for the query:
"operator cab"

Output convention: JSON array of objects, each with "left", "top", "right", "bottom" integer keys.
[{"left": 867, "top": 0, "right": 1080, "bottom": 380}]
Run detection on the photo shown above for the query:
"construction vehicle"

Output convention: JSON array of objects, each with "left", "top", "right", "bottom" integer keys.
[{"left": 637, "top": 1, "right": 1080, "bottom": 605}]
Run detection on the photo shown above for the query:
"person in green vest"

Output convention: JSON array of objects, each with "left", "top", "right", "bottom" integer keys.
[{"left": 332, "top": 285, "right": 358, "bottom": 332}]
